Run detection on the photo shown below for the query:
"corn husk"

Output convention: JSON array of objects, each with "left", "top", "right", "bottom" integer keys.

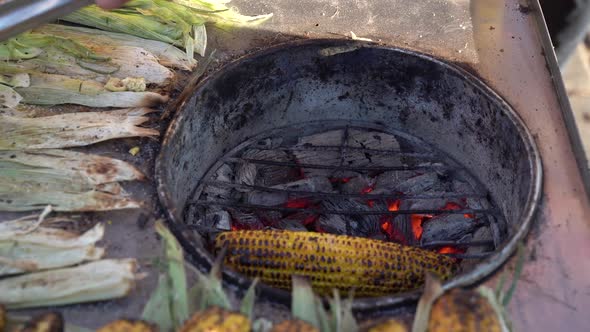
[
  {"left": 0, "top": 73, "right": 30, "bottom": 88},
  {"left": 0, "top": 259, "right": 138, "bottom": 309},
  {"left": 13, "top": 74, "right": 168, "bottom": 107},
  {"left": 172, "top": 0, "right": 273, "bottom": 28},
  {"left": 64, "top": 1, "right": 273, "bottom": 57},
  {"left": 0, "top": 84, "right": 22, "bottom": 109},
  {"left": 142, "top": 221, "right": 190, "bottom": 330},
  {"left": 0, "top": 108, "right": 159, "bottom": 150},
  {"left": 36, "top": 24, "right": 195, "bottom": 70},
  {"left": 12, "top": 45, "right": 173, "bottom": 85},
  {"left": 0, "top": 222, "right": 106, "bottom": 275},
  {"left": 0, "top": 150, "right": 144, "bottom": 211}
]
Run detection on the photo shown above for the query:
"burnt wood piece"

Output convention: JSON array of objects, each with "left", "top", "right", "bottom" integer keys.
[
  {"left": 245, "top": 177, "right": 332, "bottom": 206},
  {"left": 421, "top": 214, "right": 485, "bottom": 244},
  {"left": 242, "top": 148, "right": 298, "bottom": 186}
]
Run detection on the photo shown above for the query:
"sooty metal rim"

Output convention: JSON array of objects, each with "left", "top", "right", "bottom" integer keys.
[{"left": 155, "top": 39, "right": 543, "bottom": 312}]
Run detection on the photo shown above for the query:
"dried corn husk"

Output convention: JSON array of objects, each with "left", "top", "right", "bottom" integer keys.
[
  {"left": 13, "top": 74, "right": 168, "bottom": 108},
  {"left": 0, "top": 150, "right": 144, "bottom": 211},
  {"left": 0, "top": 108, "right": 159, "bottom": 150},
  {"left": 0, "top": 259, "right": 138, "bottom": 309},
  {"left": 37, "top": 24, "right": 196, "bottom": 71},
  {"left": 0, "top": 84, "right": 22, "bottom": 109}
]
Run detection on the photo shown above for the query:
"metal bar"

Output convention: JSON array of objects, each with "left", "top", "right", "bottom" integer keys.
[
  {"left": 225, "top": 157, "right": 450, "bottom": 172},
  {"left": 443, "top": 252, "right": 494, "bottom": 259},
  {"left": 419, "top": 239, "right": 494, "bottom": 248},
  {"left": 0, "top": 0, "right": 94, "bottom": 41},
  {"left": 204, "top": 180, "right": 486, "bottom": 199},
  {"left": 188, "top": 200, "right": 495, "bottom": 216},
  {"left": 254, "top": 145, "right": 436, "bottom": 159}
]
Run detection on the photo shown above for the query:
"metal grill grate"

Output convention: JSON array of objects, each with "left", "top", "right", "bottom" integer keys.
[{"left": 186, "top": 126, "right": 504, "bottom": 260}]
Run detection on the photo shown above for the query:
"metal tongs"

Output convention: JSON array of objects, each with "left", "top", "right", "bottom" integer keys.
[{"left": 0, "top": 0, "right": 94, "bottom": 41}]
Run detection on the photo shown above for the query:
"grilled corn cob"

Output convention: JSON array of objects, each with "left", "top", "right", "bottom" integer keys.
[
  {"left": 215, "top": 230, "right": 457, "bottom": 297},
  {"left": 366, "top": 319, "right": 408, "bottom": 332},
  {"left": 16, "top": 312, "right": 63, "bottom": 332},
  {"left": 97, "top": 320, "right": 157, "bottom": 332},
  {"left": 270, "top": 319, "right": 319, "bottom": 332},
  {"left": 179, "top": 307, "right": 251, "bottom": 332},
  {"left": 427, "top": 288, "right": 501, "bottom": 332}
]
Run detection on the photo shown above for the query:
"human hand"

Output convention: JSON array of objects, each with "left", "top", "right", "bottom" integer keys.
[{"left": 96, "top": 0, "right": 129, "bottom": 9}]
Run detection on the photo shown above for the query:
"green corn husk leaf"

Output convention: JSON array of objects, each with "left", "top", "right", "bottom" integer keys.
[
  {"left": 0, "top": 73, "right": 30, "bottom": 88},
  {"left": 189, "top": 246, "right": 232, "bottom": 312},
  {"left": 193, "top": 24, "right": 207, "bottom": 57},
  {"left": 315, "top": 296, "right": 331, "bottom": 332},
  {"left": 154, "top": 220, "right": 190, "bottom": 327},
  {"left": 37, "top": 24, "right": 196, "bottom": 70},
  {"left": 0, "top": 108, "right": 159, "bottom": 150},
  {"left": 172, "top": 0, "right": 273, "bottom": 29},
  {"left": 240, "top": 278, "right": 258, "bottom": 320},
  {"left": 142, "top": 274, "right": 174, "bottom": 332},
  {"left": 411, "top": 273, "right": 445, "bottom": 332},
  {"left": 0, "top": 150, "right": 144, "bottom": 212},
  {"left": 292, "top": 276, "right": 320, "bottom": 328},
  {"left": 0, "top": 259, "right": 138, "bottom": 309},
  {"left": 0, "top": 84, "right": 22, "bottom": 109},
  {"left": 64, "top": 6, "right": 183, "bottom": 47},
  {"left": 329, "top": 290, "right": 357, "bottom": 332}
]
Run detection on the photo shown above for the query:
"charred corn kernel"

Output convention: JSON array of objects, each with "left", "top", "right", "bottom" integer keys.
[
  {"left": 215, "top": 230, "right": 458, "bottom": 297},
  {"left": 366, "top": 319, "right": 408, "bottom": 332},
  {"left": 0, "top": 305, "right": 5, "bottom": 332},
  {"left": 428, "top": 288, "right": 501, "bottom": 332},
  {"left": 17, "top": 312, "right": 63, "bottom": 332},
  {"left": 179, "top": 307, "right": 251, "bottom": 332},
  {"left": 97, "top": 320, "right": 157, "bottom": 332},
  {"left": 270, "top": 319, "right": 319, "bottom": 332}
]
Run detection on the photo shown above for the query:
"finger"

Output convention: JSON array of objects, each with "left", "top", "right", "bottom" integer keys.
[{"left": 95, "top": 0, "right": 128, "bottom": 9}]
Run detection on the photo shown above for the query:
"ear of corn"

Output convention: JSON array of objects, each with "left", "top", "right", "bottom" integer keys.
[
  {"left": 367, "top": 319, "right": 408, "bottom": 332},
  {"left": 36, "top": 24, "right": 195, "bottom": 71},
  {"left": 0, "top": 150, "right": 144, "bottom": 212},
  {"left": 0, "top": 259, "right": 138, "bottom": 309},
  {"left": 427, "top": 288, "right": 501, "bottom": 332},
  {"left": 179, "top": 307, "right": 251, "bottom": 332},
  {"left": 270, "top": 319, "right": 319, "bottom": 332},
  {"left": 214, "top": 230, "right": 458, "bottom": 297},
  {"left": 15, "top": 313, "right": 64, "bottom": 332},
  {"left": 97, "top": 320, "right": 157, "bottom": 332},
  {"left": 0, "top": 108, "right": 159, "bottom": 150},
  {"left": 0, "top": 223, "right": 105, "bottom": 276}
]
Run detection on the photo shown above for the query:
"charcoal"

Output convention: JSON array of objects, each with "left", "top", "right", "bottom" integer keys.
[
  {"left": 341, "top": 176, "right": 374, "bottom": 194},
  {"left": 421, "top": 214, "right": 483, "bottom": 244},
  {"left": 204, "top": 163, "right": 235, "bottom": 200},
  {"left": 274, "top": 219, "right": 307, "bottom": 232},
  {"left": 272, "top": 177, "right": 333, "bottom": 193},
  {"left": 321, "top": 198, "right": 380, "bottom": 236},
  {"left": 394, "top": 173, "right": 450, "bottom": 195},
  {"left": 346, "top": 129, "right": 400, "bottom": 150},
  {"left": 293, "top": 149, "right": 341, "bottom": 166},
  {"left": 242, "top": 149, "right": 297, "bottom": 186},
  {"left": 227, "top": 209, "right": 265, "bottom": 230},
  {"left": 246, "top": 191, "right": 288, "bottom": 207},
  {"left": 374, "top": 171, "right": 420, "bottom": 191},
  {"left": 235, "top": 162, "right": 257, "bottom": 187},
  {"left": 192, "top": 210, "right": 231, "bottom": 231},
  {"left": 341, "top": 150, "right": 402, "bottom": 167},
  {"left": 317, "top": 214, "right": 350, "bottom": 235}
]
